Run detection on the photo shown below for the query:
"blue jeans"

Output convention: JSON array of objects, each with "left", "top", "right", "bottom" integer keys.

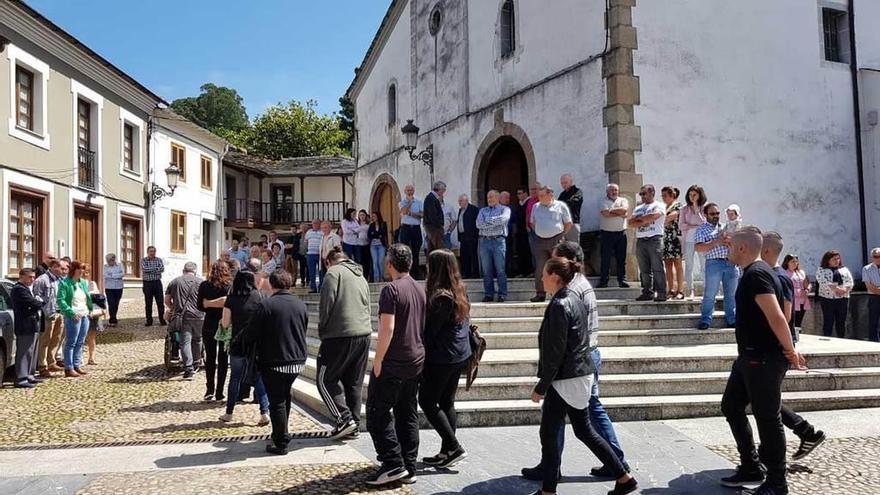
[
  {"left": 589, "top": 348, "right": 626, "bottom": 464},
  {"left": 479, "top": 237, "right": 508, "bottom": 298},
  {"left": 63, "top": 316, "right": 89, "bottom": 370},
  {"left": 702, "top": 259, "right": 739, "bottom": 326},
  {"left": 371, "top": 244, "right": 386, "bottom": 281},
  {"left": 226, "top": 354, "right": 269, "bottom": 415},
  {"left": 343, "top": 243, "right": 360, "bottom": 264},
  {"left": 307, "top": 254, "right": 320, "bottom": 291}
]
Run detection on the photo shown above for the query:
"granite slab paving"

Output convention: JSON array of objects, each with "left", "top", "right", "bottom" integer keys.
[{"left": 349, "top": 422, "right": 735, "bottom": 495}]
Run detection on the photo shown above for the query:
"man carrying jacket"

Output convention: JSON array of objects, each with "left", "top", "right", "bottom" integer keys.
[
  {"left": 317, "top": 248, "right": 372, "bottom": 440},
  {"left": 12, "top": 268, "right": 44, "bottom": 388}
]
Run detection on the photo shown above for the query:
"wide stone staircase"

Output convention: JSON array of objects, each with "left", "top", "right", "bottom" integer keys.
[{"left": 291, "top": 278, "right": 880, "bottom": 427}]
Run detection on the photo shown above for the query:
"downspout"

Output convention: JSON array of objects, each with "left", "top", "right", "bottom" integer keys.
[
  {"left": 848, "top": 0, "right": 869, "bottom": 266},
  {"left": 145, "top": 114, "right": 155, "bottom": 247}
]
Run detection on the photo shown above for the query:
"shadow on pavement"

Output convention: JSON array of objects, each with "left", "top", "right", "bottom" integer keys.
[
  {"left": 138, "top": 420, "right": 239, "bottom": 435},
  {"left": 119, "top": 400, "right": 222, "bottom": 413},
  {"left": 430, "top": 474, "right": 538, "bottom": 495},
  {"left": 154, "top": 441, "right": 276, "bottom": 469},
  {"left": 640, "top": 468, "right": 736, "bottom": 495}
]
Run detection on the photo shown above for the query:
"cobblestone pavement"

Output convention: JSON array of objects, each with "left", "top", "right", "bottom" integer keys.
[
  {"left": 708, "top": 436, "right": 880, "bottom": 495},
  {"left": 74, "top": 463, "right": 414, "bottom": 495},
  {"left": 0, "top": 308, "right": 320, "bottom": 447}
]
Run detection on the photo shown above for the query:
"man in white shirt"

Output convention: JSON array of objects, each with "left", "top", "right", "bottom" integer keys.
[
  {"left": 598, "top": 184, "right": 630, "bottom": 288},
  {"left": 629, "top": 184, "right": 667, "bottom": 302},
  {"left": 399, "top": 184, "right": 424, "bottom": 279},
  {"left": 528, "top": 185, "right": 572, "bottom": 302},
  {"left": 864, "top": 247, "right": 880, "bottom": 342}
]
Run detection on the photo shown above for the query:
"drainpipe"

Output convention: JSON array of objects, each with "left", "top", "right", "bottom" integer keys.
[
  {"left": 848, "top": 0, "right": 869, "bottom": 266},
  {"left": 145, "top": 114, "right": 155, "bottom": 247}
]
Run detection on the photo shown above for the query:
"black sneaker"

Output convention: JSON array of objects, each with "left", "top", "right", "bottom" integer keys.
[
  {"left": 183, "top": 370, "right": 195, "bottom": 381},
  {"left": 608, "top": 477, "right": 638, "bottom": 495},
  {"left": 365, "top": 465, "right": 407, "bottom": 486},
  {"left": 596, "top": 282, "right": 609, "bottom": 289},
  {"left": 422, "top": 452, "right": 448, "bottom": 466},
  {"left": 482, "top": 296, "right": 494, "bottom": 303},
  {"left": 436, "top": 447, "right": 467, "bottom": 469},
  {"left": 720, "top": 465, "right": 765, "bottom": 488},
  {"left": 619, "top": 281, "right": 630, "bottom": 288},
  {"left": 792, "top": 429, "right": 826, "bottom": 460},
  {"left": 399, "top": 468, "right": 417, "bottom": 484},
  {"left": 635, "top": 293, "right": 654, "bottom": 301},
  {"left": 496, "top": 295, "right": 505, "bottom": 303},
  {"left": 530, "top": 295, "right": 546, "bottom": 303},
  {"left": 265, "top": 444, "right": 288, "bottom": 456},
  {"left": 741, "top": 482, "right": 789, "bottom": 495},
  {"left": 697, "top": 322, "right": 711, "bottom": 330},
  {"left": 520, "top": 464, "right": 560, "bottom": 481},
  {"left": 591, "top": 464, "right": 619, "bottom": 478},
  {"left": 329, "top": 419, "right": 358, "bottom": 441}
]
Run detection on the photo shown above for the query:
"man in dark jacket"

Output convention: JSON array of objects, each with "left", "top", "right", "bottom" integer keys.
[
  {"left": 455, "top": 193, "right": 479, "bottom": 279},
  {"left": 244, "top": 269, "right": 309, "bottom": 455},
  {"left": 317, "top": 248, "right": 371, "bottom": 440},
  {"left": 12, "top": 268, "right": 44, "bottom": 388},
  {"left": 423, "top": 180, "right": 447, "bottom": 253},
  {"left": 558, "top": 173, "right": 584, "bottom": 243}
]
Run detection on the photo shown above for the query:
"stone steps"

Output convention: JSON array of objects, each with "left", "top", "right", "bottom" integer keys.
[{"left": 296, "top": 286, "right": 671, "bottom": 302}]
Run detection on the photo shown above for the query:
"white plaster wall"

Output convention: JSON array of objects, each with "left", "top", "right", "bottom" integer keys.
[
  {"left": 856, "top": 0, "right": 880, "bottom": 70},
  {"left": 634, "top": 0, "right": 863, "bottom": 272},
  {"left": 466, "top": 0, "right": 606, "bottom": 111},
  {"left": 150, "top": 129, "right": 221, "bottom": 284},
  {"left": 355, "top": 1, "right": 412, "bottom": 165},
  {"left": 861, "top": 70, "right": 880, "bottom": 250}
]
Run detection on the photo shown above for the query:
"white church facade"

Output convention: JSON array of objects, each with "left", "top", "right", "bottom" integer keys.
[{"left": 347, "top": 0, "right": 880, "bottom": 274}]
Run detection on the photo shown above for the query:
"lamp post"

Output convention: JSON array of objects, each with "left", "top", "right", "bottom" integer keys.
[
  {"left": 149, "top": 164, "right": 180, "bottom": 202},
  {"left": 401, "top": 119, "right": 434, "bottom": 183}
]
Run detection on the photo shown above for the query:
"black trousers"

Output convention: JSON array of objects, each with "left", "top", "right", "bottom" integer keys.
[
  {"left": 399, "top": 225, "right": 423, "bottom": 278},
  {"left": 418, "top": 361, "right": 467, "bottom": 453},
  {"left": 459, "top": 238, "right": 479, "bottom": 279},
  {"left": 868, "top": 295, "right": 880, "bottom": 343},
  {"left": 142, "top": 280, "right": 165, "bottom": 323},
  {"left": 505, "top": 233, "right": 517, "bottom": 277},
  {"left": 105, "top": 288, "right": 123, "bottom": 324},
  {"left": 366, "top": 371, "right": 420, "bottom": 471},
  {"left": 260, "top": 367, "right": 299, "bottom": 448},
  {"left": 600, "top": 230, "right": 628, "bottom": 284},
  {"left": 793, "top": 308, "right": 806, "bottom": 329},
  {"left": 819, "top": 297, "right": 848, "bottom": 338},
  {"left": 516, "top": 230, "right": 533, "bottom": 276},
  {"left": 316, "top": 335, "right": 370, "bottom": 426},
  {"left": 540, "top": 387, "right": 625, "bottom": 492},
  {"left": 203, "top": 327, "right": 228, "bottom": 398},
  {"left": 721, "top": 354, "right": 789, "bottom": 489}
]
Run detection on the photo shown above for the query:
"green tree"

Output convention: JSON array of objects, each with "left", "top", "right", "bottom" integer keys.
[
  {"left": 170, "top": 83, "right": 249, "bottom": 135},
  {"left": 230, "top": 100, "right": 350, "bottom": 159},
  {"left": 337, "top": 96, "right": 355, "bottom": 153}
]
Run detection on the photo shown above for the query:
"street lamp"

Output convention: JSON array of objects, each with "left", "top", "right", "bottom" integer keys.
[
  {"left": 401, "top": 119, "right": 434, "bottom": 182},
  {"left": 149, "top": 164, "right": 180, "bottom": 202}
]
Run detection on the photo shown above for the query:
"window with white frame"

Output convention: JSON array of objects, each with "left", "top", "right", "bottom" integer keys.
[
  {"left": 7, "top": 44, "right": 50, "bottom": 149},
  {"left": 119, "top": 109, "right": 144, "bottom": 178},
  {"left": 821, "top": 7, "right": 850, "bottom": 64}
]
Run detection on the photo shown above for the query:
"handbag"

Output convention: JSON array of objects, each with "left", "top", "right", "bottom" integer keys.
[{"left": 464, "top": 324, "right": 487, "bottom": 391}]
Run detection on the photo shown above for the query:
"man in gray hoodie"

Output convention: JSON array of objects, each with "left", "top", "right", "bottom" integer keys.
[{"left": 317, "top": 247, "right": 372, "bottom": 439}]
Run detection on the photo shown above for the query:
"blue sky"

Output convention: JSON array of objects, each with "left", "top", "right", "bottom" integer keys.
[{"left": 26, "top": 0, "right": 390, "bottom": 118}]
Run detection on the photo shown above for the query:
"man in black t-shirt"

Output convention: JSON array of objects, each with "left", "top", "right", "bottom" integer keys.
[
  {"left": 365, "top": 244, "right": 426, "bottom": 486},
  {"left": 761, "top": 232, "right": 826, "bottom": 461},
  {"left": 719, "top": 227, "right": 805, "bottom": 495}
]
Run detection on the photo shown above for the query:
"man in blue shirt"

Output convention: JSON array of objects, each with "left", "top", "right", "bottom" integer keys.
[
  {"left": 228, "top": 239, "right": 248, "bottom": 267},
  {"left": 399, "top": 184, "right": 424, "bottom": 279},
  {"left": 477, "top": 190, "right": 511, "bottom": 302}
]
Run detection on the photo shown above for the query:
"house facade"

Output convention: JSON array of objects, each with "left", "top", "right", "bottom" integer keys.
[
  {"left": 222, "top": 151, "right": 354, "bottom": 240},
  {"left": 348, "top": 0, "right": 880, "bottom": 273}
]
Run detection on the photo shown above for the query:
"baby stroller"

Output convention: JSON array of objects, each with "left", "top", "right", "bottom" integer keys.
[{"left": 163, "top": 319, "right": 182, "bottom": 372}]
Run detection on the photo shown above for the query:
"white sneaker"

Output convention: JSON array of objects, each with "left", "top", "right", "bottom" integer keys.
[
  {"left": 258, "top": 413, "right": 270, "bottom": 426},
  {"left": 219, "top": 413, "right": 234, "bottom": 422}
]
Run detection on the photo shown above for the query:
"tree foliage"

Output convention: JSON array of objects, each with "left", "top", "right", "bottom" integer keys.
[
  {"left": 337, "top": 96, "right": 355, "bottom": 154},
  {"left": 228, "top": 100, "right": 350, "bottom": 159},
  {"left": 170, "top": 83, "right": 249, "bottom": 135}
]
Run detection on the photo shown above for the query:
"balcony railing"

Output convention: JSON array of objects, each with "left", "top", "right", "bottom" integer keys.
[
  {"left": 77, "top": 147, "right": 97, "bottom": 191},
  {"left": 225, "top": 199, "right": 347, "bottom": 227}
]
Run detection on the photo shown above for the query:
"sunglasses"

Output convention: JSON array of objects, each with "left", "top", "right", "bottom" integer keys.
[{"left": 707, "top": 212, "right": 721, "bottom": 217}]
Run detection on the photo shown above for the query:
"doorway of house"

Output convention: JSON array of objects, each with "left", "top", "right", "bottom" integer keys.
[
  {"left": 73, "top": 204, "right": 102, "bottom": 288},
  {"left": 476, "top": 137, "right": 529, "bottom": 206},
  {"left": 202, "top": 219, "right": 212, "bottom": 275},
  {"left": 371, "top": 180, "right": 401, "bottom": 246}
]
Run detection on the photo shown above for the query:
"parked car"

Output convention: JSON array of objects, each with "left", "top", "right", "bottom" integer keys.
[{"left": 0, "top": 279, "right": 16, "bottom": 384}]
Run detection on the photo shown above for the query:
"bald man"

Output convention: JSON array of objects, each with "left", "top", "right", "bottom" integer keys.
[
  {"left": 558, "top": 174, "right": 583, "bottom": 243},
  {"left": 719, "top": 227, "right": 805, "bottom": 493},
  {"left": 455, "top": 194, "right": 480, "bottom": 279}
]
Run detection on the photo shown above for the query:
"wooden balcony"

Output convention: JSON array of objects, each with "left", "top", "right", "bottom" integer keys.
[{"left": 225, "top": 199, "right": 346, "bottom": 228}]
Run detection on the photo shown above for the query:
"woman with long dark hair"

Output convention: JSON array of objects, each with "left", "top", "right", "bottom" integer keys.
[
  {"left": 419, "top": 249, "right": 472, "bottom": 469},
  {"left": 815, "top": 250, "right": 853, "bottom": 338},
  {"left": 783, "top": 254, "right": 812, "bottom": 328},
  {"left": 680, "top": 184, "right": 707, "bottom": 299},
  {"left": 341, "top": 208, "right": 361, "bottom": 264},
  {"left": 368, "top": 211, "right": 389, "bottom": 282},
  {"left": 661, "top": 186, "right": 684, "bottom": 299},
  {"left": 219, "top": 270, "right": 270, "bottom": 425},
  {"left": 357, "top": 209, "right": 372, "bottom": 280},
  {"left": 528, "top": 257, "right": 637, "bottom": 495},
  {"left": 198, "top": 261, "right": 232, "bottom": 401}
]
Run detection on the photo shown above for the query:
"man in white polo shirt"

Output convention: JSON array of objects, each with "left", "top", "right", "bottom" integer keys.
[
  {"left": 864, "top": 247, "right": 880, "bottom": 342},
  {"left": 629, "top": 184, "right": 667, "bottom": 302},
  {"left": 528, "top": 185, "right": 572, "bottom": 302}
]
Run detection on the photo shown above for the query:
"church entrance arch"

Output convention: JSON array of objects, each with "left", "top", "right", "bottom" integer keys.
[
  {"left": 472, "top": 123, "right": 536, "bottom": 206},
  {"left": 369, "top": 173, "right": 401, "bottom": 246}
]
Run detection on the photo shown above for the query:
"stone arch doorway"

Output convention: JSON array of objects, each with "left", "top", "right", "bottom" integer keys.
[
  {"left": 472, "top": 122, "right": 536, "bottom": 206},
  {"left": 369, "top": 173, "right": 401, "bottom": 246}
]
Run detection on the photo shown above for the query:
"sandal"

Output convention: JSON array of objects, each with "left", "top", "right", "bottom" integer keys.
[{"left": 675, "top": 292, "right": 685, "bottom": 300}]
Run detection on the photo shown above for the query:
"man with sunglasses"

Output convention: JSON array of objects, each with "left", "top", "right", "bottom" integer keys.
[
  {"left": 629, "top": 184, "right": 666, "bottom": 302},
  {"left": 35, "top": 251, "right": 57, "bottom": 278},
  {"left": 694, "top": 203, "right": 738, "bottom": 330},
  {"left": 863, "top": 247, "right": 880, "bottom": 342}
]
